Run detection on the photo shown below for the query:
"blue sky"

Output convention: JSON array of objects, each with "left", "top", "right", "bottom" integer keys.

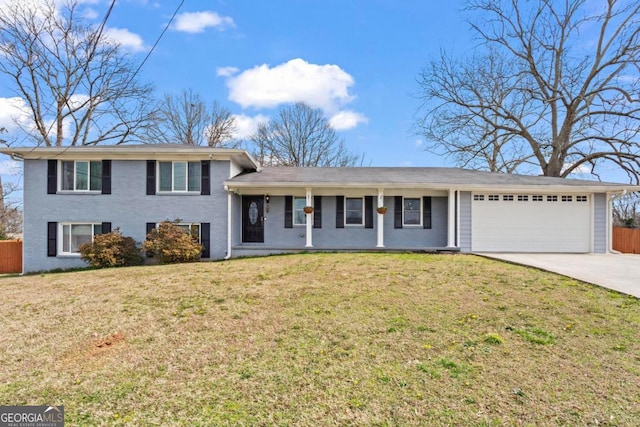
[{"left": 0, "top": 0, "right": 474, "bottom": 172}]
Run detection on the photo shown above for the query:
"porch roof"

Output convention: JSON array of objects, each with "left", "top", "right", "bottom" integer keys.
[{"left": 226, "top": 166, "right": 639, "bottom": 193}]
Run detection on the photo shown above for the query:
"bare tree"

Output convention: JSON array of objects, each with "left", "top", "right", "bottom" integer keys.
[
  {"left": 250, "top": 103, "right": 360, "bottom": 167},
  {"left": 416, "top": 0, "right": 640, "bottom": 183},
  {"left": 0, "top": 0, "right": 155, "bottom": 146},
  {"left": 613, "top": 192, "right": 640, "bottom": 227},
  {"left": 0, "top": 173, "right": 22, "bottom": 239},
  {"left": 145, "top": 89, "right": 239, "bottom": 148}
]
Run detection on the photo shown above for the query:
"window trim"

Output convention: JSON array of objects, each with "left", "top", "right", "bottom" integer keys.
[
  {"left": 344, "top": 197, "right": 364, "bottom": 226},
  {"left": 157, "top": 161, "right": 201, "bottom": 193},
  {"left": 403, "top": 197, "right": 422, "bottom": 227},
  {"left": 60, "top": 160, "right": 103, "bottom": 192},
  {"left": 58, "top": 222, "right": 103, "bottom": 256}
]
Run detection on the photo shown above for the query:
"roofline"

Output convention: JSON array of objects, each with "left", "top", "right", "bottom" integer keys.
[
  {"left": 224, "top": 180, "right": 640, "bottom": 193},
  {"left": 0, "top": 146, "right": 260, "bottom": 170}
]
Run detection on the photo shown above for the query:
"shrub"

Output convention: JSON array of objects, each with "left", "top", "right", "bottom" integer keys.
[
  {"left": 142, "top": 220, "right": 203, "bottom": 264},
  {"left": 79, "top": 229, "right": 143, "bottom": 268}
]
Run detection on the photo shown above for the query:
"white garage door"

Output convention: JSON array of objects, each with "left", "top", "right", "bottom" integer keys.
[{"left": 471, "top": 194, "right": 591, "bottom": 252}]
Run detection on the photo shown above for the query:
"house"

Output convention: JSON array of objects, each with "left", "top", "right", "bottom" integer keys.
[{"left": 1, "top": 144, "right": 637, "bottom": 273}]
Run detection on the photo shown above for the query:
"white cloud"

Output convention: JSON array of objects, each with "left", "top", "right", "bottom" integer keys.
[
  {"left": 328, "top": 110, "right": 368, "bottom": 130},
  {"left": 216, "top": 66, "right": 239, "bottom": 77},
  {"left": 171, "top": 11, "right": 235, "bottom": 33},
  {"left": 82, "top": 7, "right": 99, "bottom": 19},
  {"left": 224, "top": 58, "right": 356, "bottom": 113},
  {"left": 0, "top": 97, "right": 31, "bottom": 132},
  {"left": 0, "top": 159, "right": 20, "bottom": 175},
  {"left": 231, "top": 114, "right": 269, "bottom": 140},
  {"left": 415, "top": 139, "right": 424, "bottom": 147},
  {"left": 104, "top": 27, "right": 146, "bottom": 52}
]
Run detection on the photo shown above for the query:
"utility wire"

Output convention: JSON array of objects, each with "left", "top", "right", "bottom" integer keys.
[{"left": 130, "top": 0, "right": 185, "bottom": 82}]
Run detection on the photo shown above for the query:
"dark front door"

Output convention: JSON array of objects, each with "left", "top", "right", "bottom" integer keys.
[{"left": 242, "top": 196, "right": 264, "bottom": 243}]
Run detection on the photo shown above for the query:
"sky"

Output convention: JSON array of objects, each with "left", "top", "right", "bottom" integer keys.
[{"left": 0, "top": 0, "right": 472, "bottom": 173}]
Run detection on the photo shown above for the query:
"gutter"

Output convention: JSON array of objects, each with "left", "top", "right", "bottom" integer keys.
[{"left": 224, "top": 191, "right": 232, "bottom": 260}]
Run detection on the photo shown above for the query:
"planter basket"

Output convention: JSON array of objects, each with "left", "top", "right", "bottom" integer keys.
[
  {"left": 377, "top": 206, "right": 388, "bottom": 214},
  {"left": 303, "top": 206, "right": 314, "bottom": 214}
]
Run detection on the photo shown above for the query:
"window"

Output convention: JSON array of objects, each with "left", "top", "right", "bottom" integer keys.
[
  {"left": 577, "top": 195, "right": 588, "bottom": 202},
  {"left": 158, "top": 161, "right": 200, "bottom": 192},
  {"left": 61, "top": 161, "right": 102, "bottom": 191},
  {"left": 488, "top": 195, "right": 500, "bottom": 201},
  {"left": 345, "top": 197, "right": 363, "bottom": 225},
  {"left": 60, "top": 223, "right": 102, "bottom": 255},
  {"left": 177, "top": 223, "right": 201, "bottom": 242},
  {"left": 547, "top": 195, "right": 558, "bottom": 202},
  {"left": 503, "top": 195, "right": 514, "bottom": 201},
  {"left": 403, "top": 197, "right": 421, "bottom": 226},
  {"left": 532, "top": 195, "right": 543, "bottom": 201},
  {"left": 473, "top": 194, "right": 485, "bottom": 201},
  {"left": 517, "top": 195, "right": 529, "bottom": 201},
  {"left": 293, "top": 197, "right": 307, "bottom": 225},
  {"left": 562, "top": 195, "right": 573, "bottom": 202}
]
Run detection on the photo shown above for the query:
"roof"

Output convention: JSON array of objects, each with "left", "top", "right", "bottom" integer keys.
[
  {"left": 226, "top": 166, "right": 639, "bottom": 192},
  {"left": 0, "top": 144, "right": 259, "bottom": 170}
]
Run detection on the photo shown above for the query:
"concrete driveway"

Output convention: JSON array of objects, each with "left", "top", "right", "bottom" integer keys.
[{"left": 477, "top": 253, "right": 640, "bottom": 298}]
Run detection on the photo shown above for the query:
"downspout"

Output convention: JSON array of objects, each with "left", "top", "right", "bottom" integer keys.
[
  {"left": 9, "top": 153, "right": 24, "bottom": 275},
  {"left": 607, "top": 190, "right": 627, "bottom": 254}
]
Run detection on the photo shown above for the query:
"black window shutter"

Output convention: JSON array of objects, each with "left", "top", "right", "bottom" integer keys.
[
  {"left": 47, "top": 160, "right": 57, "bottom": 194},
  {"left": 423, "top": 196, "right": 432, "bottom": 229},
  {"left": 47, "top": 222, "right": 57, "bottom": 257},
  {"left": 313, "top": 196, "right": 322, "bottom": 228},
  {"left": 201, "top": 222, "right": 210, "bottom": 258},
  {"left": 284, "top": 196, "right": 293, "bottom": 228},
  {"left": 365, "top": 196, "right": 374, "bottom": 229},
  {"left": 101, "top": 160, "right": 111, "bottom": 194},
  {"left": 101, "top": 222, "right": 112, "bottom": 234},
  {"left": 394, "top": 196, "right": 403, "bottom": 229},
  {"left": 336, "top": 196, "right": 344, "bottom": 228},
  {"left": 146, "top": 160, "right": 156, "bottom": 195},
  {"left": 201, "top": 160, "right": 210, "bottom": 195}
]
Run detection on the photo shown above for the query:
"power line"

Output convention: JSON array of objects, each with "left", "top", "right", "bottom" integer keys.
[{"left": 131, "top": 0, "right": 185, "bottom": 81}]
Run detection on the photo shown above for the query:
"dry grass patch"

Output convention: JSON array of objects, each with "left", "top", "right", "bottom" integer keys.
[{"left": 0, "top": 253, "right": 638, "bottom": 426}]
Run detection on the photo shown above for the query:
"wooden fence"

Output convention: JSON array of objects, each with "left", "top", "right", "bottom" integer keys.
[
  {"left": 612, "top": 227, "right": 640, "bottom": 254},
  {"left": 0, "top": 240, "right": 22, "bottom": 274}
]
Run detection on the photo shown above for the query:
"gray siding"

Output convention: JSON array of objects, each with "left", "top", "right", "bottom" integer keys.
[
  {"left": 593, "top": 193, "right": 607, "bottom": 253},
  {"left": 459, "top": 191, "right": 472, "bottom": 252},
  {"left": 233, "top": 195, "right": 448, "bottom": 253},
  {"left": 23, "top": 159, "right": 231, "bottom": 272}
]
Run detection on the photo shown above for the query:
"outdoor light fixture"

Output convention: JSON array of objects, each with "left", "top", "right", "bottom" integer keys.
[{"left": 265, "top": 194, "right": 270, "bottom": 212}]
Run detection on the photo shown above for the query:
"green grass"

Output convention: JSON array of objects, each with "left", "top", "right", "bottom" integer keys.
[{"left": 1, "top": 253, "right": 639, "bottom": 426}]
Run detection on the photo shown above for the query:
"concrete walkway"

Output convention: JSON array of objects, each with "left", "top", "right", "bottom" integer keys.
[{"left": 477, "top": 253, "right": 640, "bottom": 298}]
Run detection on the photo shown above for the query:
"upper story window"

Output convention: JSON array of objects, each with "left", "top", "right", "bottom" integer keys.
[
  {"left": 345, "top": 197, "right": 364, "bottom": 225},
  {"left": 61, "top": 161, "right": 102, "bottom": 191},
  {"left": 403, "top": 197, "right": 422, "bottom": 226},
  {"left": 158, "top": 161, "right": 200, "bottom": 192},
  {"left": 60, "top": 223, "right": 102, "bottom": 255},
  {"left": 293, "top": 197, "right": 307, "bottom": 225}
]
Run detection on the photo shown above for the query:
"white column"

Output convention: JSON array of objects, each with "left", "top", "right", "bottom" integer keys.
[
  {"left": 225, "top": 191, "right": 233, "bottom": 259},
  {"left": 376, "top": 189, "right": 385, "bottom": 247},
  {"left": 447, "top": 189, "right": 456, "bottom": 248},
  {"left": 305, "top": 188, "right": 313, "bottom": 247}
]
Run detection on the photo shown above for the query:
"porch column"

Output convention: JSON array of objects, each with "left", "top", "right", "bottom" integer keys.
[
  {"left": 305, "top": 188, "right": 313, "bottom": 247},
  {"left": 447, "top": 189, "right": 456, "bottom": 248},
  {"left": 376, "top": 189, "right": 385, "bottom": 247}
]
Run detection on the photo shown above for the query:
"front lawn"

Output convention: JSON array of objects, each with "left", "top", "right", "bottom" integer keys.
[{"left": 0, "top": 253, "right": 638, "bottom": 425}]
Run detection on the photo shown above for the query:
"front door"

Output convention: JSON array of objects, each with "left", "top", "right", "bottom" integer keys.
[{"left": 242, "top": 196, "right": 264, "bottom": 243}]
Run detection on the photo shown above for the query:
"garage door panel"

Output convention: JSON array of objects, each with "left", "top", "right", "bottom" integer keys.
[{"left": 472, "top": 196, "right": 591, "bottom": 252}]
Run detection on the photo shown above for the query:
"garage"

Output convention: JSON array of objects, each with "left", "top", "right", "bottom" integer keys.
[{"left": 471, "top": 193, "right": 592, "bottom": 252}]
